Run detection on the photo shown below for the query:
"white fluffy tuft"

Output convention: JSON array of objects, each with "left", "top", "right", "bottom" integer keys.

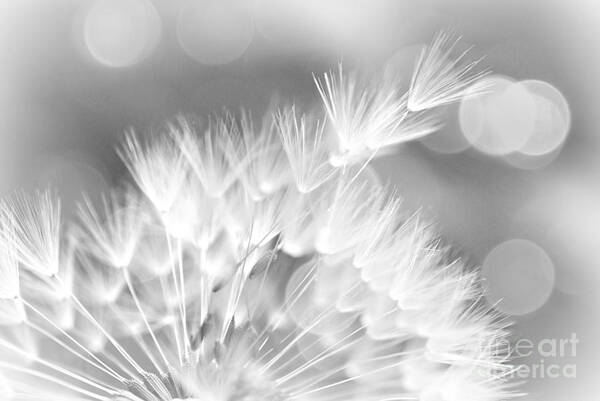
[{"left": 0, "top": 32, "right": 516, "bottom": 401}]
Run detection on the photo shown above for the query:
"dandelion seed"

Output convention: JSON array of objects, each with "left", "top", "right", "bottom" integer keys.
[
  {"left": 171, "top": 115, "right": 246, "bottom": 198},
  {"left": 77, "top": 188, "right": 147, "bottom": 269},
  {"left": 315, "top": 64, "right": 408, "bottom": 165},
  {"left": 238, "top": 109, "right": 291, "bottom": 199},
  {"left": 161, "top": 176, "right": 223, "bottom": 248},
  {"left": 0, "top": 32, "right": 515, "bottom": 401},
  {"left": 408, "top": 31, "right": 489, "bottom": 112},
  {"left": 313, "top": 171, "right": 383, "bottom": 255},
  {"left": 365, "top": 107, "right": 443, "bottom": 150},
  {"left": 119, "top": 130, "right": 188, "bottom": 214},
  {"left": 0, "top": 190, "right": 61, "bottom": 277},
  {"left": 277, "top": 106, "right": 337, "bottom": 193},
  {"left": 77, "top": 251, "right": 126, "bottom": 306}
]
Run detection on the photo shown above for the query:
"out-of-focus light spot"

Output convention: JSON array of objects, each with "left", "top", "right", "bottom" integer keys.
[
  {"left": 83, "top": 0, "right": 161, "bottom": 68},
  {"left": 482, "top": 239, "right": 555, "bottom": 316},
  {"left": 460, "top": 76, "right": 536, "bottom": 155},
  {"left": 177, "top": 0, "right": 254, "bottom": 65},
  {"left": 518, "top": 80, "right": 571, "bottom": 156}
]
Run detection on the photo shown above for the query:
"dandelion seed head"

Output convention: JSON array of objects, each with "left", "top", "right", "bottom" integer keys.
[{"left": 0, "top": 32, "right": 515, "bottom": 401}]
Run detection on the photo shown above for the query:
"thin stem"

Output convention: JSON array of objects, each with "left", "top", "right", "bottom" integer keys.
[
  {"left": 0, "top": 362, "right": 113, "bottom": 401},
  {"left": 19, "top": 298, "right": 123, "bottom": 381},
  {"left": 162, "top": 224, "right": 186, "bottom": 365},
  {"left": 123, "top": 268, "right": 171, "bottom": 373},
  {"left": 177, "top": 238, "right": 190, "bottom": 356},
  {"left": 53, "top": 275, "right": 144, "bottom": 374},
  {"left": 0, "top": 338, "right": 119, "bottom": 396},
  {"left": 24, "top": 319, "right": 124, "bottom": 382}
]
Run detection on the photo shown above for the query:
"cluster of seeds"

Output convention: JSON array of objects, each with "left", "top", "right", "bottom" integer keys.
[{"left": 0, "top": 33, "right": 516, "bottom": 401}]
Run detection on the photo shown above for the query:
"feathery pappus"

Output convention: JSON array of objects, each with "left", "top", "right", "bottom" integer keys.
[{"left": 0, "top": 33, "right": 519, "bottom": 401}]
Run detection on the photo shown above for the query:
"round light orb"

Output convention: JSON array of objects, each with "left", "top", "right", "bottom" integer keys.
[
  {"left": 460, "top": 76, "right": 536, "bottom": 155},
  {"left": 177, "top": 0, "right": 254, "bottom": 65},
  {"left": 518, "top": 80, "right": 571, "bottom": 156},
  {"left": 83, "top": 0, "right": 161, "bottom": 68},
  {"left": 482, "top": 239, "right": 555, "bottom": 316}
]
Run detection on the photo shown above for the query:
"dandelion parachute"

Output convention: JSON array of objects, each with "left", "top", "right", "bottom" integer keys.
[{"left": 0, "top": 33, "right": 518, "bottom": 401}]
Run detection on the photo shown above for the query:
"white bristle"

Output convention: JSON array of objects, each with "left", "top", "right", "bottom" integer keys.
[
  {"left": 119, "top": 130, "right": 189, "bottom": 214},
  {"left": 408, "top": 31, "right": 489, "bottom": 112},
  {"left": 77, "top": 188, "right": 147, "bottom": 269},
  {"left": 277, "top": 106, "right": 337, "bottom": 193},
  {"left": 314, "top": 64, "right": 409, "bottom": 164},
  {"left": 0, "top": 190, "right": 61, "bottom": 277}
]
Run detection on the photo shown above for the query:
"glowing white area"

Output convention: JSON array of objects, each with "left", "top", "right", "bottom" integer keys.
[
  {"left": 84, "top": 0, "right": 161, "bottom": 68},
  {"left": 482, "top": 239, "right": 555, "bottom": 316},
  {"left": 518, "top": 80, "right": 571, "bottom": 156},
  {"left": 177, "top": 0, "right": 253, "bottom": 65},
  {"left": 460, "top": 76, "right": 536, "bottom": 155},
  {"left": 460, "top": 76, "right": 570, "bottom": 167}
]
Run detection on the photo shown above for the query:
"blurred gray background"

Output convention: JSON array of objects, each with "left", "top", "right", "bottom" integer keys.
[{"left": 0, "top": 0, "right": 597, "bottom": 399}]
